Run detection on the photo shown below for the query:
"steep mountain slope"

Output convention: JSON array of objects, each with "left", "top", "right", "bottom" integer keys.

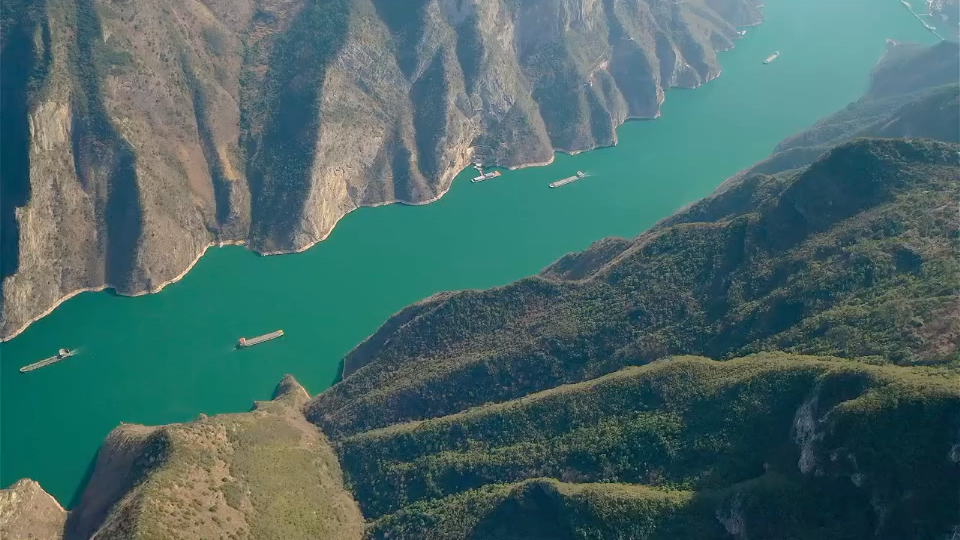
[
  {"left": 295, "top": 136, "right": 960, "bottom": 538},
  {"left": 306, "top": 137, "right": 960, "bottom": 439},
  {"left": 294, "top": 47, "right": 960, "bottom": 533},
  {"left": 8, "top": 354, "right": 957, "bottom": 539},
  {"left": 866, "top": 39, "right": 959, "bottom": 99},
  {"left": 352, "top": 355, "right": 959, "bottom": 539},
  {"left": 38, "top": 376, "right": 362, "bottom": 540},
  {"left": 704, "top": 40, "right": 959, "bottom": 184},
  {"left": 4, "top": 40, "right": 958, "bottom": 540},
  {"left": 0, "top": 0, "right": 760, "bottom": 340}
]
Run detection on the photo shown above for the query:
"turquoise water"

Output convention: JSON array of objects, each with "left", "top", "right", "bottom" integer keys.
[{"left": 0, "top": 0, "right": 936, "bottom": 505}]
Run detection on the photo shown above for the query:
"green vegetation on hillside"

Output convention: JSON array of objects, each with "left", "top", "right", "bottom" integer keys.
[
  {"left": 712, "top": 41, "right": 960, "bottom": 183},
  {"left": 308, "top": 138, "right": 960, "bottom": 443},
  {"left": 366, "top": 479, "right": 728, "bottom": 540},
  {"left": 867, "top": 40, "right": 960, "bottom": 99},
  {"left": 65, "top": 376, "right": 363, "bottom": 540},
  {"left": 4, "top": 33, "right": 958, "bottom": 540},
  {"left": 294, "top": 135, "right": 960, "bottom": 538},
  {"left": 334, "top": 354, "right": 958, "bottom": 540}
]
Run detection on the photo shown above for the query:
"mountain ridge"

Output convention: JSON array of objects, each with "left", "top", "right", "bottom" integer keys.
[
  {"left": 307, "top": 136, "right": 960, "bottom": 441},
  {"left": 671, "top": 39, "right": 959, "bottom": 213},
  {"left": 62, "top": 375, "right": 364, "bottom": 540},
  {"left": 0, "top": 0, "right": 761, "bottom": 341},
  {"left": 3, "top": 40, "right": 959, "bottom": 540}
]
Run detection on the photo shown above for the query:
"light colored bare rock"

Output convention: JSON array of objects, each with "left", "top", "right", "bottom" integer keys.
[
  {"left": 1, "top": 0, "right": 761, "bottom": 340},
  {"left": 0, "top": 479, "right": 65, "bottom": 540}
]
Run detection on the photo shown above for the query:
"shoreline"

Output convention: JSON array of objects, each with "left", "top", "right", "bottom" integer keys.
[
  {"left": 257, "top": 187, "right": 457, "bottom": 257},
  {"left": 0, "top": 24, "right": 751, "bottom": 343},
  {"left": 257, "top": 151, "right": 468, "bottom": 257},
  {"left": 0, "top": 240, "right": 246, "bottom": 343}
]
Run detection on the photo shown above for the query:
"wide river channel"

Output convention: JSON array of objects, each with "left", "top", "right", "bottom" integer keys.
[{"left": 0, "top": 0, "right": 938, "bottom": 505}]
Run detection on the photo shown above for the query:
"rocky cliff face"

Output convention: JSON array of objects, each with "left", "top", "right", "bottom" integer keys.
[
  {"left": 0, "top": 0, "right": 760, "bottom": 340},
  {"left": 4, "top": 42, "right": 958, "bottom": 538}
]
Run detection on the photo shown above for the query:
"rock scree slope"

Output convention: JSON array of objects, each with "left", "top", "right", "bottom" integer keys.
[{"left": 0, "top": 0, "right": 761, "bottom": 340}]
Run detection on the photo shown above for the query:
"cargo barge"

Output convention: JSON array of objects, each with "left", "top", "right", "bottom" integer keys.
[
  {"left": 549, "top": 171, "right": 586, "bottom": 188},
  {"left": 237, "top": 330, "right": 284, "bottom": 348},
  {"left": 763, "top": 51, "right": 780, "bottom": 64},
  {"left": 472, "top": 170, "right": 501, "bottom": 183},
  {"left": 20, "top": 348, "right": 76, "bottom": 373}
]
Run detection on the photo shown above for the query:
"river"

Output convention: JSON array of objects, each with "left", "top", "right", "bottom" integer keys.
[{"left": 0, "top": 0, "right": 937, "bottom": 505}]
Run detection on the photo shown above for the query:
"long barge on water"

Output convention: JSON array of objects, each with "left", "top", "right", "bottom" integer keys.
[
  {"left": 237, "top": 330, "right": 284, "bottom": 348},
  {"left": 20, "top": 348, "right": 76, "bottom": 373},
  {"left": 549, "top": 171, "right": 586, "bottom": 188},
  {"left": 472, "top": 170, "right": 501, "bottom": 182}
]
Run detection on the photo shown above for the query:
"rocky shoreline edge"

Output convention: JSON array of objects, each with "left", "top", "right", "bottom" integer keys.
[{"left": 0, "top": 49, "right": 737, "bottom": 343}]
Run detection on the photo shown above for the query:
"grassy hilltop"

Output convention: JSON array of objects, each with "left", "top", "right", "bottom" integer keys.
[{"left": 63, "top": 376, "right": 363, "bottom": 540}]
